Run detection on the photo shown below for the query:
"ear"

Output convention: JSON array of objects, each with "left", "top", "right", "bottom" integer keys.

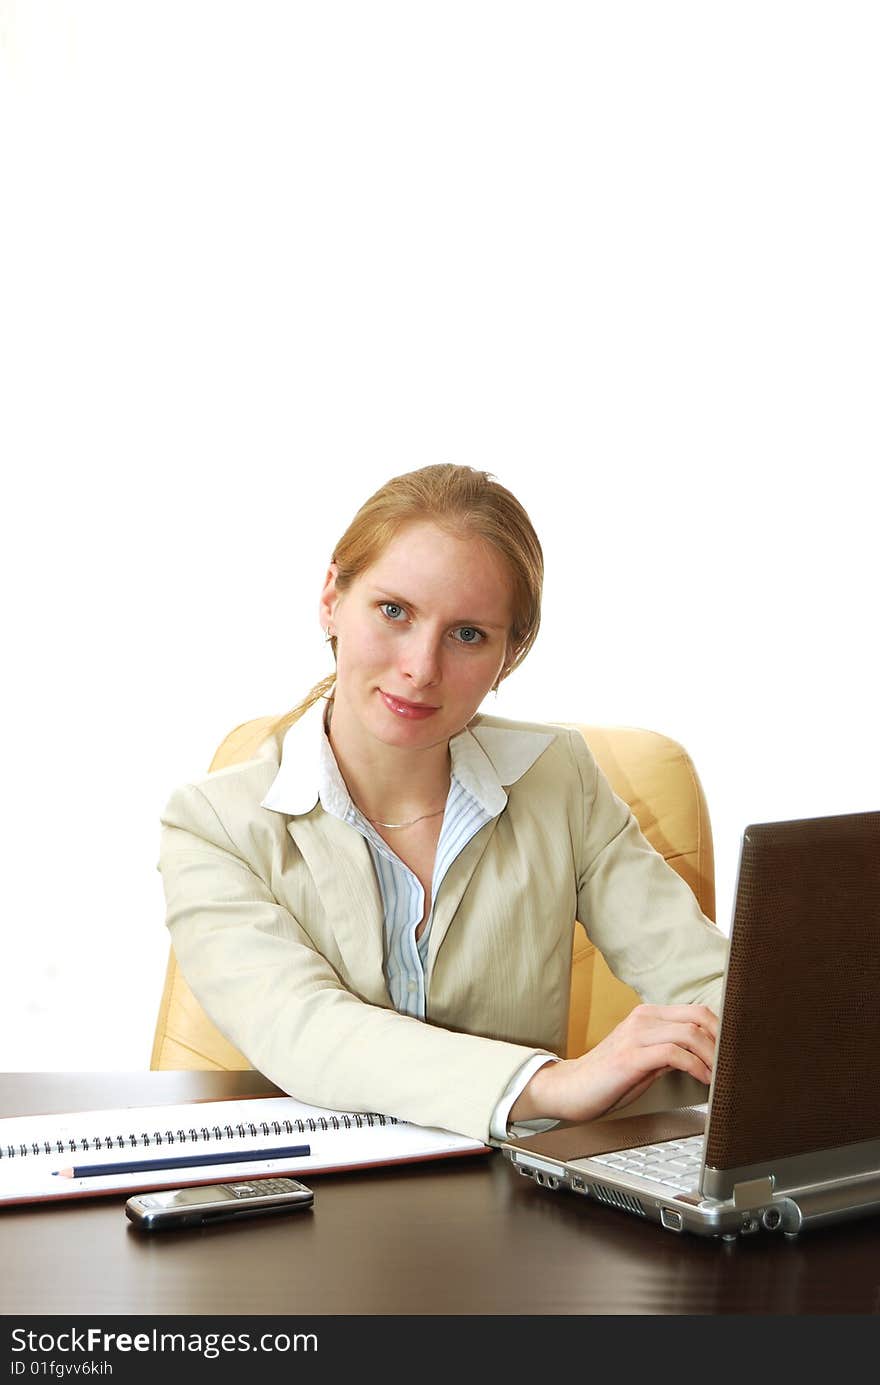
[{"left": 318, "top": 562, "right": 340, "bottom": 634}]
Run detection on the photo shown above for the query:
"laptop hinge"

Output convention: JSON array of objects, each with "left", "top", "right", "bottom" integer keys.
[{"left": 732, "top": 1175, "right": 775, "bottom": 1209}]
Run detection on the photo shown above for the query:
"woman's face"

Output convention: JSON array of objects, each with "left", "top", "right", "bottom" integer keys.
[{"left": 319, "top": 520, "right": 514, "bottom": 750}]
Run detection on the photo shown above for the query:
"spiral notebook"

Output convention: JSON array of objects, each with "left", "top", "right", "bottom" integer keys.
[{"left": 0, "top": 1095, "right": 489, "bottom": 1207}]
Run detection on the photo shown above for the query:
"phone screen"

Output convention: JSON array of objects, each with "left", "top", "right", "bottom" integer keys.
[{"left": 138, "top": 1185, "right": 240, "bottom": 1208}]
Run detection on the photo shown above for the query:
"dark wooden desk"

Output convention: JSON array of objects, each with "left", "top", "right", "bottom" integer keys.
[{"left": 2, "top": 1073, "right": 879, "bottom": 1316}]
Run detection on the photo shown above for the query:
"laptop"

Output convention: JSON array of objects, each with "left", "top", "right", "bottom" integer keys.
[{"left": 501, "top": 810, "right": 880, "bottom": 1240}]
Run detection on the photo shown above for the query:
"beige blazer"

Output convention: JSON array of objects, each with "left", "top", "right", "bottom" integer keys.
[{"left": 159, "top": 707, "right": 728, "bottom": 1144}]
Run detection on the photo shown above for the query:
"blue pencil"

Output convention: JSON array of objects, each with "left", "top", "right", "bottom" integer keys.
[{"left": 53, "top": 1144, "right": 311, "bottom": 1178}]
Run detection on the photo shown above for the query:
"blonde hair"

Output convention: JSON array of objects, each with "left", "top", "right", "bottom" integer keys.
[{"left": 267, "top": 463, "right": 543, "bottom": 742}]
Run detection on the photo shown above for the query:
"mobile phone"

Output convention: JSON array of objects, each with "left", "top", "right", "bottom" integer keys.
[{"left": 125, "top": 1177, "right": 314, "bottom": 1231}]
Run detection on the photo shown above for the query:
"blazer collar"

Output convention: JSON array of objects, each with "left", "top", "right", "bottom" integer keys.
[{"left": 260, "top": 686, "right": 555, "bottom": 821}]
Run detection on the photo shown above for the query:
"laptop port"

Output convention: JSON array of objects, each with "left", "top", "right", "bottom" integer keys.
[{"left": 660, "top": 1207, "right": 683, "bottom": 1232}]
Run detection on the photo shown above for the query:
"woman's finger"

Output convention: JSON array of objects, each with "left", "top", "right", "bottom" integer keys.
[{"left": 627, "top": 1003, "right": 719, "bottom": 1039}]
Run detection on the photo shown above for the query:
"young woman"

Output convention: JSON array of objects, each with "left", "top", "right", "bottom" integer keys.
[{"left": 159, "top": 464, "right": 727, "bottom": 1143}]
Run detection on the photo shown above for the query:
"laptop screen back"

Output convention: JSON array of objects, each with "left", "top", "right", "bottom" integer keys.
[{"left": 705, "top": 811, "right": 880, "bottom": 1181}]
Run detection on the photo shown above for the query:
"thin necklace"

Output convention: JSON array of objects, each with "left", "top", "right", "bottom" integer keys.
[{"left": 362, "top": 805, "right": 446, "bottom": 829}]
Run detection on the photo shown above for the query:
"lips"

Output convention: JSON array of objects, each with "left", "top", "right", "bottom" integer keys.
[{"left": 379, "top": 690, "right": 439, "bottom": 719}]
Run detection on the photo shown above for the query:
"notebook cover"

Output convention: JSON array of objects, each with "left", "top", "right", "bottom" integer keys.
[{"left": 0, "top": 1095, "right": 490, "bottom": 1207}]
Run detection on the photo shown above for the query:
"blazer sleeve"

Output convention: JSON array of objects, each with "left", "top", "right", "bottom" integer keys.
[
  {"left": 158, "top": 781, "right": 554, "bottom": 1144},
  {"left": 568, "top": 730, "right": 728, "bottom": 1015}
]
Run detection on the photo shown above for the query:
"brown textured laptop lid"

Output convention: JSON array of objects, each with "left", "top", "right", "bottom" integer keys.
[{"left": 705, "top": 810, "right": 880, "bottom": 1171}]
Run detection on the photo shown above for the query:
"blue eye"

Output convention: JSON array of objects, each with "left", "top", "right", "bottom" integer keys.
[{"left": 378, "top": 603, "right": 486, "bottom": 646}]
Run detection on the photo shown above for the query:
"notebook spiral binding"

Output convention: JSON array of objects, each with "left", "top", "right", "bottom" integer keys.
[{"left": 0, "top": 1112, "right": 400, "bottom": 1160}]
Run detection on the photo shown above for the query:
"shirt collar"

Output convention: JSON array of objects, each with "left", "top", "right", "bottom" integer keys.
[{"left": 260, "top": 686, "right": 555, "bottom": 820}]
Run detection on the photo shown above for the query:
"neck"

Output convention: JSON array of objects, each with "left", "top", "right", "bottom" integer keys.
[{"left": 324, "top": 692, "right": 452, "bottom": 823}]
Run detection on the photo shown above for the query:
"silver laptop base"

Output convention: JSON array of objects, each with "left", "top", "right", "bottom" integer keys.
[{"left": 503, "top": 1145, "right": 880, "bottom": 1240}]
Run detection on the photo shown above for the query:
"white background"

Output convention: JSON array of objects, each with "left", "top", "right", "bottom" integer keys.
[{"left": 2, "top": 1, "right": 877, "bottom": 1070}]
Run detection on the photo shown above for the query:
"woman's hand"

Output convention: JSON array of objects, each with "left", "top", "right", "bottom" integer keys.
[{"left": 509, "top": 1003, "right": 719, "bottom": 1125}]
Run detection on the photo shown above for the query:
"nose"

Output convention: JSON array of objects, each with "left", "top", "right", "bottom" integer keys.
[{"left": 399, "top": 628, "right": 442, "bottom": 690}]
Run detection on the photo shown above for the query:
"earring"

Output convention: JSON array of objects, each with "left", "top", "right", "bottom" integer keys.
[{"left": 324, "top": 627, "right": 335, "bottom": 643}]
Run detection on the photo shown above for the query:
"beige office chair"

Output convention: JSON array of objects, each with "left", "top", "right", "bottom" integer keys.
[{"left": 152, "top": 718, "right": 715, "bottom": 1070}]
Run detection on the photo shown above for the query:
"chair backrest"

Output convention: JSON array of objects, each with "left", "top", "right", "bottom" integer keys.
[{"left": 152, "top": 717, "right": 715, "bottom": 1070}]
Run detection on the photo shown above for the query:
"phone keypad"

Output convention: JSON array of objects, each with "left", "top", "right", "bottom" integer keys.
[{"left": 225, "top": 1179, "right": 300, "bottom": 1198}]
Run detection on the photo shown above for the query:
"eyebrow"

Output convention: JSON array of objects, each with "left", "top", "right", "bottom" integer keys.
[{"left": 369, "top": 590, "right": 508, "bottom": 630}]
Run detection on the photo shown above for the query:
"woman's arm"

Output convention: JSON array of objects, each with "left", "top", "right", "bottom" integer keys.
[
  {"left": 569, "top": 728, "right": 728, "bottom": 1012},
  {"left": 159, "top": 780, "right": 553, "bottom": 1144},
  {"left": 509, "top": 731, "right": 728, "bottom": 1126}
]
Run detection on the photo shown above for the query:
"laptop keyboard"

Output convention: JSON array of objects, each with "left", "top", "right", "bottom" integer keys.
[{"left": 590, "top": 1134, "right": 705, "bottom": 1193}]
